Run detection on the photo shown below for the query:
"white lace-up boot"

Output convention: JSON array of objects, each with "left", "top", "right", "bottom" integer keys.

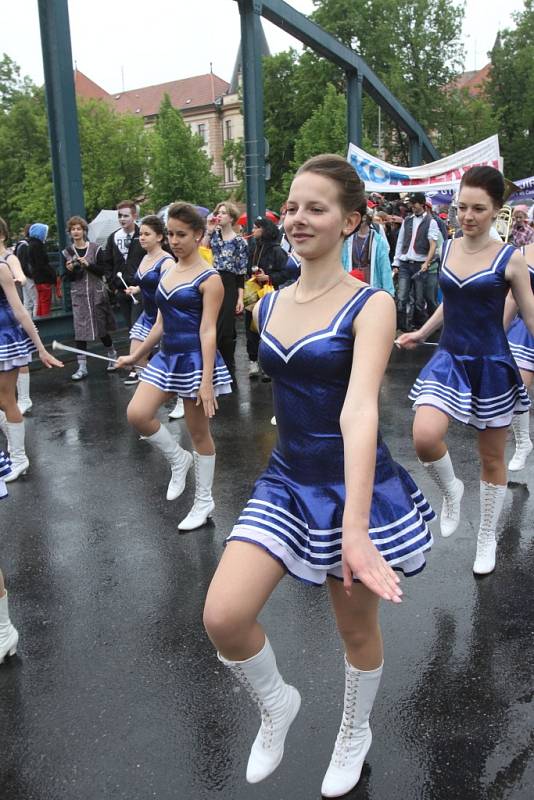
[
  {"left": 321, "top": 658, "right": 383, "bottom": 798},
  {"left": 508, "top": 414, "right": 533, "bottom": 471},
  {"left": 4, "top": 421, "right": 29, "bottom": 482},
  {"left": 219, "top": 638, "right": 301, "bottom": 784},
  {"left": 71, "top": 356, "right": 88, "bottom": 381},
  {"left": 168, "top": 397, "right": 184, "bottom": 419},
  {"left": 16, "top": 371, "right": 32, "bottom": 414},
  {"left": 178, "top": 452, "right": 215, "bottom": 530},
  {"left": 422, "top": 451, "right": 464, "bottom": 537},
  {"left": 473, "top": 481, "right": 507, "bottom": 575},
  {"left": 143, "top": 425, "right": 192, "bottom": 500},
  {"left": 0, "top": 590, "right": 18, "bottom": 664}
]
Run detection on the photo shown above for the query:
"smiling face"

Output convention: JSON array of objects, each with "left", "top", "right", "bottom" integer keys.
[
  {"left": 167, "top": 216, "right": 200, "bottom": 260},
  {"left": 139, "top": 223, "right": 162, "bottom": 253},
  {"left": 284, "top": 172, "right": 359, "bottom": 261},
  {"left": 457, "top": 186, "right": 497, "bottom": 238}
]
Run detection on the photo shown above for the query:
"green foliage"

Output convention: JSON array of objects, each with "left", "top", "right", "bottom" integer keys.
[
  {"left": 293, "top": 85, "right": 347, "bottom": 164},
  {"left": 147, "top": 95, "right": 222, "bottom": 210},
  {"left": 77, "top": 99, "right": 147, "bottom": 219},
  {"left": 487, "top": 0, "right": 534, "bottom": 179},
  {"left": 433, "top": 89, "right": 498, "bottom": 155},
  {"left": 0, "top": 53, "right": 34, "bottom": 112},
  {"left": 222, "top": 138, "right": 245, "bottom": 201}
]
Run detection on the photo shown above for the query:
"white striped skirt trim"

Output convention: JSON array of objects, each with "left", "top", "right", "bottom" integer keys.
[
  {"left": 226, "top": 493, "right": 433, "bottom": 585},
  {"left": 129, "top": 320, "right": 153, "bottom": 341},
  {"left": 409, "top": 379, "right": 530, "bottom": 424},
  {"left": 141, "top": 363, "right": 232, "bottom": 398},
  {"left": 509, "top": 342, "right": 534, "bottom": 372}
]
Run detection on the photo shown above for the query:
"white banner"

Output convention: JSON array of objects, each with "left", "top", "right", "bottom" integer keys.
[{"left": 347, "top": 135, "right": 502, "bottom": 193}]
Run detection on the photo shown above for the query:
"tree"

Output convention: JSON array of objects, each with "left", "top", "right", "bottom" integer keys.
[
  {"left": 77, "top": 99, "right": 147, "bottom": 219},
  {"left": 222, "top": 137, "right": 245, "bottom": 201},
  {"left": 487, "top": 0, "right": 534, "bottom": 179},
  {"left": 0, "top": 53, "right": 34, "bottom": 112},
  {"left": 433, "top": 89, "right": 498, "bottom": 155},
  {"left": 147, "top": 94, "right": 221, "bottom": 210}
]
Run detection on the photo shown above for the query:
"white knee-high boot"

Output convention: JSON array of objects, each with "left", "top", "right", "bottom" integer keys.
[
  {"left": 473, "top": 481, "right": 507, "bottom": 575},
  {"left": 5, "top": 421, "right": 29, "bottom": 482},
  {"left": 16, "top": 372, "right": 32, "bottom": 415},
  {"left": 178, "top": 452, "right": 215, "bottom": 530},
  {"left": 321, "top": 658, "right": 383, "bottom": 798},
  {"left": 422, "top": 451, "right": 464, "bottom": 537},
  {"left": 143, "top": 424, "right": 192, "bottom": 500},
  {"left": 0, "top": 591, "right": 19, "bottom": 664},
  {"left": 218, "top": 637, "right": 301, "bottom": 784},
  {"left": 508, "top": 413, "right": 533, "bottom": 471}
]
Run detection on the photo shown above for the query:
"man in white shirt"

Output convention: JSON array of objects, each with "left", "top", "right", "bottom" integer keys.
[{"left": 393, "top": 192, "right": 440, "bottom": 331}]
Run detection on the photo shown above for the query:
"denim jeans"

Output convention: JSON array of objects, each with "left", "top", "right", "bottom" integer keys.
[{"left": 397, "top": 261, "right": 425, "bottom": 316}]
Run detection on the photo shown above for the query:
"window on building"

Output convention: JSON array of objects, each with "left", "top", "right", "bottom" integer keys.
[
  {"left": 198, "top": 123, "right": 207, "bottom": 143},
  {"left": 225, "top": 119, "right": 233, "bottom": 141},
  {"left": 225, "top": 162, "right": 235, "bottom": 184}
]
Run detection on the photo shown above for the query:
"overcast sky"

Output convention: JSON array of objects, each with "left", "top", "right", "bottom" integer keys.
[{"left": 0, "top": 0, "right": 525, "bottom": 94}]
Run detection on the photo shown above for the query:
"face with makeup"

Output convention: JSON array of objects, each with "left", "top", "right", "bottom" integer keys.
[{"left": 117, "top": 206, "right": 136, "bottom": 233}]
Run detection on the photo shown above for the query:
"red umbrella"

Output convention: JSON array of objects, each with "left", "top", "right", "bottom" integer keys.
[{"left": 237, "top": 210, "right": 280, "bottom": 227}]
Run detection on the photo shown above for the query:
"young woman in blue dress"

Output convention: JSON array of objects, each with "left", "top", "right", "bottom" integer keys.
[
  {"left": 203, "top": 155, "right": 435, "bottom": 797},
  {"left": 397, "top": 167, "right": 534, "bottom": 576},
  {"left": 116, "top": 203, "right": 231, "bottom": 530}
]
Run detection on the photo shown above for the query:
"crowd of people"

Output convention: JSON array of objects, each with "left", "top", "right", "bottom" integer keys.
[{"left": 1, "top": 158, "right": 534, "bottom": 797}]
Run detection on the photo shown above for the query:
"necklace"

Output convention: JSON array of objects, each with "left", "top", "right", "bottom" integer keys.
[
  {"left": 294, "top": 275, "right": 346, "bottom": 304},
  {"left": 460, "top": 239, "right": 492, "bottom": 256}
]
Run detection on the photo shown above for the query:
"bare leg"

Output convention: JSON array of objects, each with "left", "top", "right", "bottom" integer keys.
[
  {"left": 327, "top": 578, "right": 382, "bottom": 670},
  {"left": 204, "top": 541, "right": 285, "bottom": 659},
  {"left": 0, "top": 370, "right": 22, "bottom": 423},
  {"left": 0, "top": 569, "right": 5, "bottom": 597},
  {"left": 478, "top": 426, "right": 508, "bottom": 485},
  {"left": 183, "top": 398, "right": 214, "bottom": 456},
  {"left": 412, "top": 405, "right": 449, "bottom": 462},
  {"left": 127, "top": 381, "right": 173, "bottom": 436}
]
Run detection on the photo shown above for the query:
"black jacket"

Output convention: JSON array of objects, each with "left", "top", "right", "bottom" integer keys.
[
  {"left": 28, "top": 237, "right": 55, "bottom": 284},
  {"left": 248, "top": 238, "right": 289, "bottom": 289},
  {"left": 100, "top": 224, "right": 145, "bottom": 291}
]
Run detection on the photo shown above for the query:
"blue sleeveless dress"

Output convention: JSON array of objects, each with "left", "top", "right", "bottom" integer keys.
[
  {"left": 507, "top": 247, "right": 534, "bottom": 372},
  {"left": 226, "top": 286, "right": 435, "bottom": 585},
  {"left": 409, "top": 242, "right": 530, "bottom": 428},
  {"left": 0, "top": 449, "right": 11, "bottom": 498},
  {"left": 140, "top": 268, "right": 232, "bottom": 398},
  {"left": 0, "top": 261, "right": 36, "bottom": 371},
  {"left": 129, "top": 255, "right": 174, "bottom": 341}
]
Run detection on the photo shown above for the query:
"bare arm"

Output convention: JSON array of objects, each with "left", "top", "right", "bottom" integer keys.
[
  {"left": 506, "top": 250, "right": 534, "bottom": 335},
  {"left": 503, "top": 291, "right": 519, "bottom": 332},
  {"left": 5, "top": 253, "right": 26, "bottom": 285},
  {"left": 340, "top": 291, "right": 402, "bottom": 602},
  {"left": 0, "top": 265, "right": 62, "bottom": 368},
  {"left": 198, "top": 274, "right": 225, "bottom": 417},
  {"left": 395, "top": 303, "right": 444, "bottom": 349}
]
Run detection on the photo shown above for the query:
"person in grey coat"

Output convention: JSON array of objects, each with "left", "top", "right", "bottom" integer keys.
[{"left": 62, "top": 216, "right": 118, "bottom": 381}]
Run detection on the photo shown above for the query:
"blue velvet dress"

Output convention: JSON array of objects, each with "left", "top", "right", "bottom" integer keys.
[
  {"left": 0, "top": 449, "right": 11, "bottom": 498},
  {"left": 129, "top": 255, "right": 174, "bottom": 341},
  {"left": 507, "top": 247, "right": 534, "bottom": 372},
  {"left": 0, "top": 261, "right": 36, "bottom": 371},
  {"left": 226, "top": 286, "right": 435, "bottom": 585},
  {"left": 140, "top": 268, "right": 232, "bottom": 398},
  {"left": 409, "top": 242, "right": 530, "bottom": 428}
]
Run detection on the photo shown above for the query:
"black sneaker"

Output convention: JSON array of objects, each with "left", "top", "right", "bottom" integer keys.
[{"left": 124, "top": 371, "right": 139, "bottom": 385}]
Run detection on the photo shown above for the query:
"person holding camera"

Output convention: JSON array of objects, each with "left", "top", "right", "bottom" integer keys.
[{"left": 62, "top": 216, "right": 118, "bottom": 381}]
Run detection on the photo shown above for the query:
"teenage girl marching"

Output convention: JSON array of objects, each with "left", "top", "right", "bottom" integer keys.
[
  {"left": 203, "top": 155, "right": 435, "bottom": 797},
  {"left": 116, "top": 203, "right": 232, "bottom": 530},
  {"left": 397, "top": 166, "right": 534, "bottom": 575}
]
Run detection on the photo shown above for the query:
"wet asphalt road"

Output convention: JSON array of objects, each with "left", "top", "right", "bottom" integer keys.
[{"left": 1, "top": 334, "right": 533, "bottom": 800}]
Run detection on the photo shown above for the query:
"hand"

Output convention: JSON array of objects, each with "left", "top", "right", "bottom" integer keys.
[
  {"left": 395, "top": 331, "right": 423, "bottom": 350},
  {"left": 196, "top": 382, "right": 218, "bottom": 418},
  {"left": 235, "top": 298, "right": 244, "bottom": 315},
  {"left": 420, "top": 262, "right": 429, "bottom": 273},
  {"left": 115, "top": 355, "right": 135, "bottom": 369},
  {"left": 38, "top": 349, "right": 64, "bottom": 369},
  {"left": 392, "top": 267, "right": 399, "bottom": 276},
  {"left": 124, "top": 286, "right": 139, "bottom": 296},
  {"left": 65, "top": 260, "right": 74, "bottom": 272},
  {"left": 342, "top": 529, "right": 402, "bottom": 603},
  {"left": 79, "top": 257, "right": 89, "bottom": 268},
  {"left": 255, "top": 270, "right": 269, "bottom": 285}
]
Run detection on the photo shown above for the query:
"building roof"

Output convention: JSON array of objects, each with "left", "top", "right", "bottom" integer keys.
[
  {"left": 74, "top": 70, "right": 230, "bottom": 116},
  {"left": 450, "top": 63, "right": 491, "bottom": 96}
]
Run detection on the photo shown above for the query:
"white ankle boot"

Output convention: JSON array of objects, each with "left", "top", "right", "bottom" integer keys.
[
  {"left": 508, "top": 413, "right": 533, "bottom": 471},
  {"left": 178, "top": 452, "right": 215, "bottom": 530},
  {"left": 17, "top": 372, "right": 32, "bottom": 414},
  {"left": 144, "top": 425, "right": 192, "bottom": 500},
  {"left": 473, "top": 481, "right": 507, "bottom": 575},
  {"left": 423, "top": 452, "right": 464, "bottom": 537},
  {"left": 72, "top": 357, "right": 88, "bottom": 381},
  {"left": 0, "top": 591, "right": 19, "bottom": 664},
  {"left": 321, "top": 658, "right": 383, "bottom": 798},
  {"left": 5, "top": 421, "right": 29, "bottom": 482},
  {"left": 169, "top": 397, "right": 184, "bottom": 419},
  {"left": 219, "top": 638, "right": 301, "bottom": 784}
]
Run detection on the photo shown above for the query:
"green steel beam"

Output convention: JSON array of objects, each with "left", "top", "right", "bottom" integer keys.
[
  {"left": 346, "top": 71, "right": 363, "bottom": 148},
  {"left": 254, "top": 0, "right": 440, "bottom": 162},
  {"left": 37, "top": 0, "right": 85, "bottom": 256},
  {"left": 238, "top": 0, "right": 266, "bottom": 229}
]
